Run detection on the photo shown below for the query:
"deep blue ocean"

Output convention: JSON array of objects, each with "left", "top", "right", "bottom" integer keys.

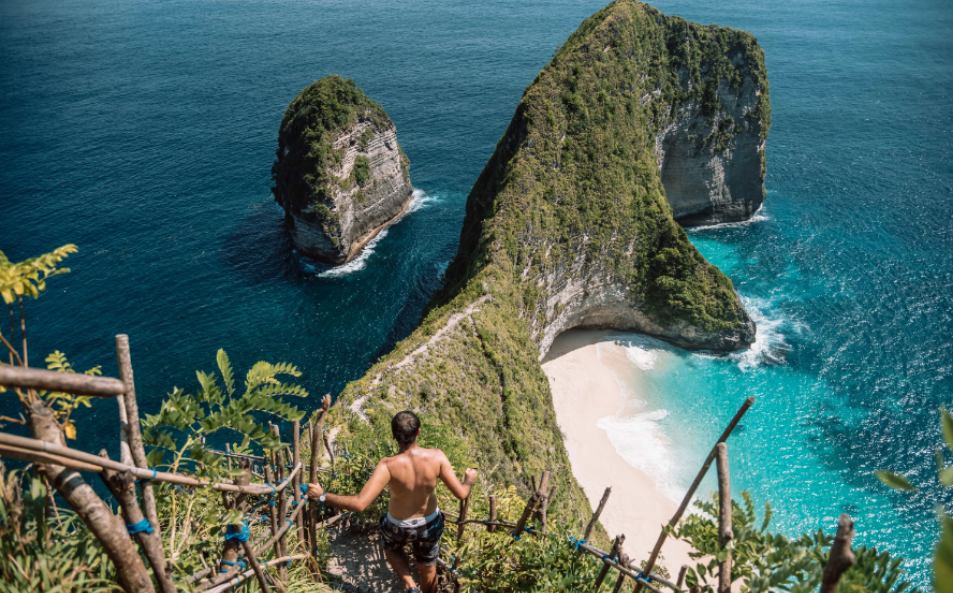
[{"left": 1, "top": 0, "right": 951, "bottom": 586}]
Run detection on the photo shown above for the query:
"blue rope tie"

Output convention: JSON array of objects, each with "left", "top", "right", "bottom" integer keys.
[
  {"left": 268, "top": 500, "right": 276, "bottom": 506},
  {"left": 636, "top": 572, "right": 653, "bottom": 583},
  {"left": 126, "top": 518, "right": 153, "bottom": 535},
  {"left": 137, "top": 468, "right": 158, "bottom": 484},
  {"left": 219, "top": 559, "right": 246, "bottom": 573},
  {"left": 602, "top": 554, "right": 617, "bottom": 563},
  {"left": 568, "top": 537, "right": 586, "bottom": 550},
  {"left": 224, "top": 522, "right": 250, "bottom": 542},
  {"left": 300, "top": 484, "right": 308, "bottom": 497}
]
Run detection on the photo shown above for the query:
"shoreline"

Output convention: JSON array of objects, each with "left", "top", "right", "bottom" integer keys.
[
  {"left": 343, "top": 189, "right": 416, "bottom": 264},
  {"left": 542, "top": 329, "right": 694, "bottom": 575}
]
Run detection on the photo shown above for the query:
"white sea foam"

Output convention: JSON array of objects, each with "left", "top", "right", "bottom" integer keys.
[
  {"left": 686, "top": 204, "right": 769, "bottom": 233},
  {"left": 317, "top": 228, "right": 390, "bottom": 278},
  {"left": 728, "top": 295, "right": 790, "bottom": 370},
  {"left": 311, "top": 189, "right": 437, "bottom": 278},
  {"left": 597, "top": 410, "right": 686, "bottom": 503},
  {"left": 405, "top": 188, "right": 437, "bottom": 214}
]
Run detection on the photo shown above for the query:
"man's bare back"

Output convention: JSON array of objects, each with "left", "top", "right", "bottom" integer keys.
[{"left": 305, "top": 411, "right": 476, "bottom": 593}]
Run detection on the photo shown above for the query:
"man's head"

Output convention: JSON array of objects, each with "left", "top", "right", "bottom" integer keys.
[{"left": 391, "top": 410, "right": 421, "bottom": 445}]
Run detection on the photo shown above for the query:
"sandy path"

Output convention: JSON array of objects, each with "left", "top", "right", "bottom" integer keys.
[{"left": 542, "top": 329, "right": 695, "bottom": 578}]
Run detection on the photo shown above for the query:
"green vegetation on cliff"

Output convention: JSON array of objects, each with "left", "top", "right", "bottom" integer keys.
[
  {"left": 271, "top": 75, "right": 393, "bottom": 236},
  {"left": 338, "top": 0, "right": 769, "bottom": 535}
]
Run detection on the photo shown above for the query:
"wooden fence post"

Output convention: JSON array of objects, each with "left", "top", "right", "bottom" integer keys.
[
  {"left": 634, "top": 397, "right": 754, "bottom": 592},
  {"left": 820, "top": 515, "right": 856, "bottom": 593},
  {"left": 578, "top": 487, "right": 611, "bottom": 560},
  {"left": 514, "top": 470, "right": 550, "bottom": 537},
  {"left": 292, "top": 420, "right": 305, "bottom": 535},
  {"left": 716, "top": 443, "right": 732, "bottom": 593},
  {"left": 457, "top": 493, "right": 470, "bottom": 541},
  {"left": 307, "top": 395, "right": 331, "bottom": 566},
  {"left": 27, "top": 399, "right": 155, "bottom": 593},
  {"left": 115, "top": 336, "right": 161, "bottom": 535},
  {"left": 610, "top": 551, "right": 631, "bottom": 593},
  {"left": 593, "top": 534, "right": 624, "bottom": 592},
  {"left": 676, "top": 565, "right": 688, "bottom": 589},
  {"left": 488, "top": 495, "right": 498, "bottom": 533},
  {"left": 213, "top": 461, "right": 251, "bottom": 587},
  {"left": 99, "top": 453, "right": 177, "bottom": 593},
  {"left": 270, "top": 424, "right": 288, "bottom": 581}
]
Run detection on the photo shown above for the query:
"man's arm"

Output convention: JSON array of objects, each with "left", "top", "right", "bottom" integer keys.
[
  {"left": 306, "top": 459, "right": 390, "bottom": 512},
  {"left": 437, "top": 451, "right": 478, "bottom": 500}
]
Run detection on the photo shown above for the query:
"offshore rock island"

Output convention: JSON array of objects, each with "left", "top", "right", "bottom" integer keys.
[
  {"left": 272, "top": 76, "right": 413, "bottom": 265},
  {"left": 338, "top": 0, "right": 769, "bottom": 518}
]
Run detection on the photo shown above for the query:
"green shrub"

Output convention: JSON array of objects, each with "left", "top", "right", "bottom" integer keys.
[{"left": 353, "top": 155, "right": 371, "bottom": 187}]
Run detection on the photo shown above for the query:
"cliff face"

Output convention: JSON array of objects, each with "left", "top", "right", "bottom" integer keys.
[
  {"left": 272, "top": 76, "right": 412, "bottom": 265},
  {"left": 336, "top": 0, "right": 768, "bottom": 526},
  {"left": 655, "top": 48, "right": 769, "bottom": 226}
]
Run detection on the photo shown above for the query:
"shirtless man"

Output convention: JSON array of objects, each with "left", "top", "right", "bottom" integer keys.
[{"left": 305, "top": 410, "right": 478, "bottom": 593}]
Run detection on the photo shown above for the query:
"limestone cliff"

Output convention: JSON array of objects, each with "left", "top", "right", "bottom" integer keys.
[
  {"left": 654, "top": 21, "right": 770, "bottom": 226},
  {"left": 336, "top": 0, "right": 768, "bottom": 527},
  {"left": 272, "top": 76, "right": 412, "bottom": 265}
]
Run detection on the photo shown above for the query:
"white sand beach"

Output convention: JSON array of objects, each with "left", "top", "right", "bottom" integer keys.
[{"left": 542, "top": 329, "right": 695, "bottom": 577}]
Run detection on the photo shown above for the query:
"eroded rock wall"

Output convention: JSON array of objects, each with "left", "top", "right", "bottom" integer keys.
[
  {"left": 285, "top": 119, "right": 412, "bottom": 264},
  {"left": 655, "top": 59, "right": 768, "bottom": 226}
]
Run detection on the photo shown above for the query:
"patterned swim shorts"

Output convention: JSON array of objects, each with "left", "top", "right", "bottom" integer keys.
[{"left": 378, "top": 510, "right": 445, "bottom": 566}]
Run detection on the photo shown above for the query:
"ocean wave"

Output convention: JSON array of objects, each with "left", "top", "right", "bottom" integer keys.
[
  {"left": 316, "top": 228, "right": 391, "bottom": 278},
  {"left": 728, "top": 295, "right": 790, "bottom": 370},
  {"left": 597, "top": 410, "right": 686, "bottom": 503},
  {"left": 307, "top": 189, "right": 438, "bottom": 279},
  {"left": 687, "top": 205, "right": 768, "bottom": 233},
  {"left": 405, "top": 188, "right": 439, "bottom": 214}
]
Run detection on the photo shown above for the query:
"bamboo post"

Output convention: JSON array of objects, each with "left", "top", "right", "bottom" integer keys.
[
  {"left": 514, "top": 470, "right": 550, "bottom": 537},
  {"left": 264, "top": 465, "right": 279, "bottom": 539},
  {"left": 307, "top": 395, "right": 331, "bottom": 563},
  {"left": 820, "top": 515, "right": 856, "bottom": 593},
  {"left": 270, "top": 425, "right": 288, "bottom": 581},
  {"left": 611, "top": 551, "right": 631, "bottom": 593},
  {"left": 225, "top": 443, "right": 233, "bottom": 472},
  {"left": 634, "top": 397, "right": 754, "bottom": 592},
  {"left": 292, "top": 420, "right": 304, "bottom": 534},
  {"left": 716, "top": 443, "right": 732, "bottom": 593},
  {"left": 457, "top": 493, "right": 470, "bottom": 541},
  {"left": 27, "top": 400, "right": 155, "bottom": 593},
  {"left": 578, "top": 486, "right": 611, "bottom": 559},
  {"left": 99, "top": 453, "right": 177, "bottom": 593},
  {"left": 115, "top": 335, "right": 162, "bottom": 540},
  {"left": 676, "top": 565, "right": 688, "bottom": 589},
  {"left": 488, "top": 495, "right": 498, "bottom": 533},
  {"left": 218, "top": 462, "right": 251, "bottom": 583},
  {"left": 594, "top": 534, "right": 624, "bottom": 592},
  {"left": 116, "top": 388, "right": 133, "bottom": 466}
]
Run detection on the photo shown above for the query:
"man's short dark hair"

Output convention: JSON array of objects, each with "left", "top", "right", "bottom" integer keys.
[{"left": 392, "top": 411, "right": 420, "bottom": 445}]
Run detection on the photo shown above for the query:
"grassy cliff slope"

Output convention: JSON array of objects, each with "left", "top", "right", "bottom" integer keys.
[{"left": 336, "top": 0, "right": 769, "bottom": 529}]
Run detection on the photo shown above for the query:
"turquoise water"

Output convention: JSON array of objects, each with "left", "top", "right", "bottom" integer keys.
[{"left": 1, "top": 0, "right": 951, "bottom": 586}]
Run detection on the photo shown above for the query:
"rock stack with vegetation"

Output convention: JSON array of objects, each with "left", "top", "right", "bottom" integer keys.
[{"left": 272, "top": 75, "right": 413, "bottom": 265}]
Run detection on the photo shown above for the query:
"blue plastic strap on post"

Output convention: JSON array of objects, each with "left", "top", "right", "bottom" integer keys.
[
  {"left": 126, "top": 518, "right": 153, "bottom": 535},
  {"left": 224, "top": 522, "right": 250, "bottom": 543},
  {"left": 137, "top": 468, "right": 158, "bottom": 485},
  {"left": 219, "top": 559, "right": 246, "bottom": 573},
  {"left": 300, "top": 484, "right": 308, "bottom": 497},
  {"left": 268, "top": 500, "right": 276, "bottom": 506}
]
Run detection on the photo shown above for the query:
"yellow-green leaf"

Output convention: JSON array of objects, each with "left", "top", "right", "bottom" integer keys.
[
  {"left": 942, "top": 409, "right": 953, "bottom": 453},
  {"left": 876, "top": 470, "right": 915, "bottom": 491}
]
